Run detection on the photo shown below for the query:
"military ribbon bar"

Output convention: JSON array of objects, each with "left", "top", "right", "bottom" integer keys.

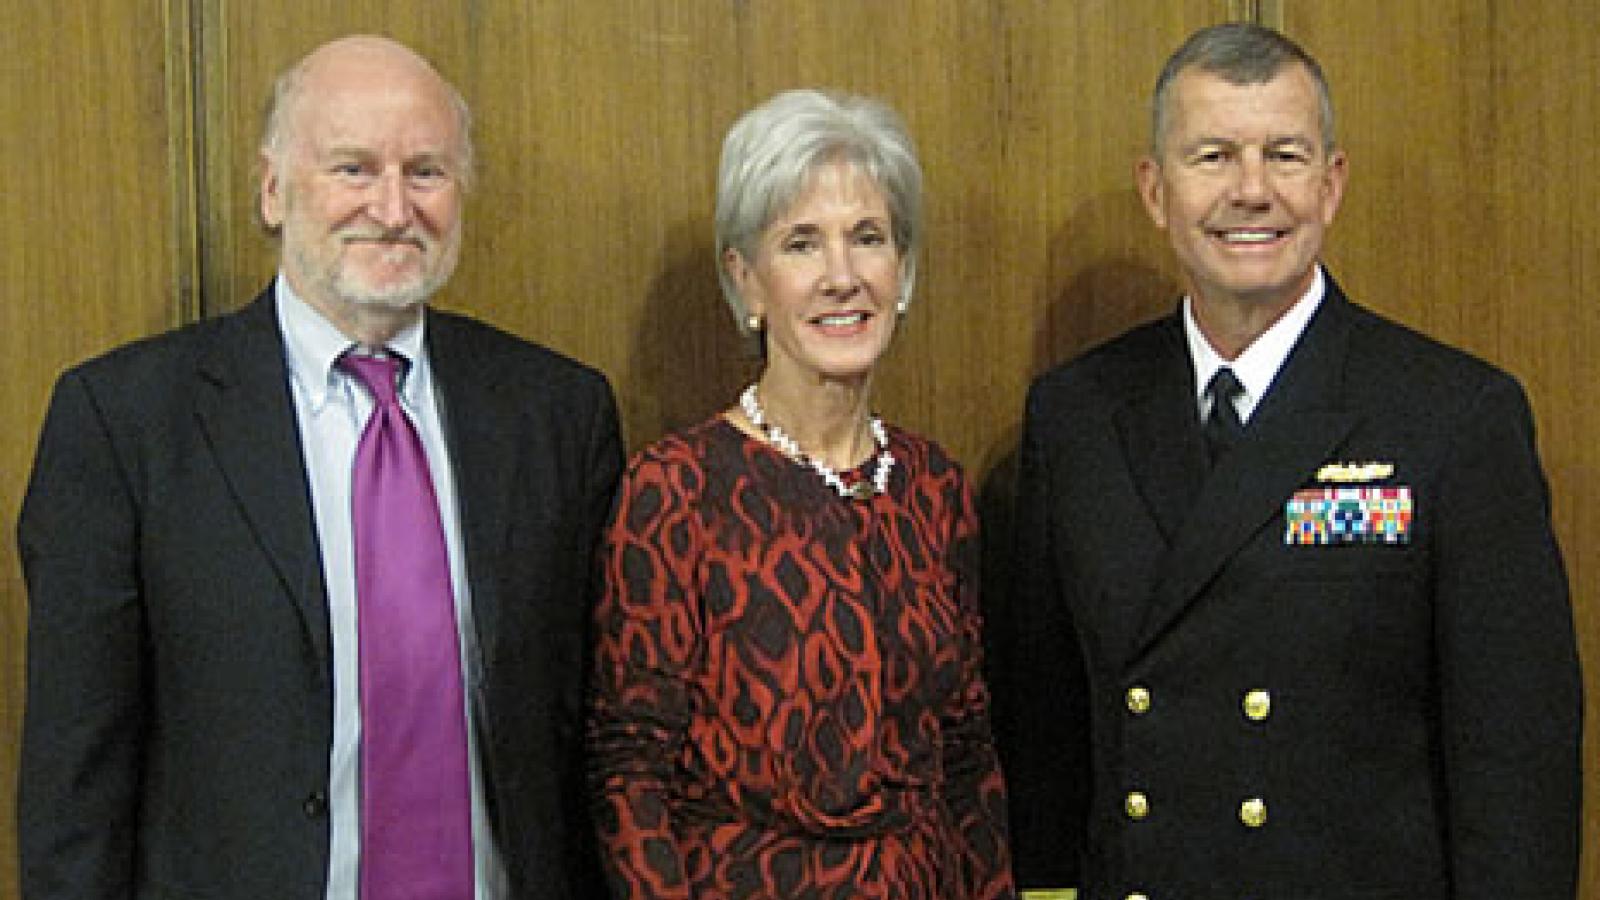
[{"left": 1285, "top": 486, "right": 1414, "bottom": 545}]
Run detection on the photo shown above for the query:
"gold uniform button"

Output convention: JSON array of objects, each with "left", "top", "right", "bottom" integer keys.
[
  {"left": 1126, "top": 685, "right": 1152, "bottom": 715},
  {"left": 1240, "top": 797, "right": 1268, "bottom": 828},
  {"left": 1125, "top": 791, "right": 1150, "bottom": 820},
  {"left": 1243, "top": 689, "right": 1272, "bottom": 721}
]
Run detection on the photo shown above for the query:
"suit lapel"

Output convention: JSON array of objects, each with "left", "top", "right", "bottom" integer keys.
[
  {"left": 426, "top": 313, "right": 515, "bottom": 673},
  {"left": 1134, "top": 285, "right": 1362, "bottom": 654},
  {"left": 193, "top": 290, "right": 332, "bottom": 666}
]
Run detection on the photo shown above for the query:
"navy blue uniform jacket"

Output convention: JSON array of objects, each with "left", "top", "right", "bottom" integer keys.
[{"left": 993, "top": 277, "right": 1581, "bottom": 899}]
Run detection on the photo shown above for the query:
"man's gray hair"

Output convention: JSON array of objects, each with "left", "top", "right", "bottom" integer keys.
[
  {"left": 1151, "top": 22, "right": 1336, "bottom": 156},
  {"left": 258, "top": 42, "right": 477, "bottom": 210}
]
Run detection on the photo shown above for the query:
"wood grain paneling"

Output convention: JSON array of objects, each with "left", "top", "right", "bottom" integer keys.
[
  {"left": 6, "top": 2, "right": 1592, "bottom": 896},
  {"left": 1282, "top": 6, "right": 1599, "bottom": 893},
  {"left": 0, "top": 0, "right": 191, "bottom": 894},
  {"left": 196, "top": 0, "right": 1226, "bottom": 469}
]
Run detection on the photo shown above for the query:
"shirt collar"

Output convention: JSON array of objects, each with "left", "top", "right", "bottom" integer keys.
[
  {"left": 1183, "top": 265, "right": 1325, "bottom": 423},
  {"left": 274, "top": 274, "right": 430, "bottom": 410}
]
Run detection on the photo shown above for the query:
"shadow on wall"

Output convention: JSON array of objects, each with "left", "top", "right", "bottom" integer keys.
[
  {"left": 624, "top": 219, "right": 759, "bottom": 453},
  {"left": 978, "top": 187, "right": 1177, "bottom": 662}
]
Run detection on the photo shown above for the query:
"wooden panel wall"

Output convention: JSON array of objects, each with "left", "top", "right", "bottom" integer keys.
[
  {"left": 1283, "top": 5, "right": 1600, "bottom": 893},
  {"left": 195, "top": 1, "right": 1220, "bottom": 464},
  {"left": 3, "top": 1, "right": 1594, "bottom": 897},
  {"left": 0, "top": 1, "right": 192, "bottom": 894}
]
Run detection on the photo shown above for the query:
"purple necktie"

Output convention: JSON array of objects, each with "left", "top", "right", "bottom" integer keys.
[{"left": 341, "top": 351, "right": 474, "bottom": 900}]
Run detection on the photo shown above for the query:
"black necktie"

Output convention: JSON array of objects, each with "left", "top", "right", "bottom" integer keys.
[{"left": 1203, "top": 367, "right": 1245, "bottom": 465}]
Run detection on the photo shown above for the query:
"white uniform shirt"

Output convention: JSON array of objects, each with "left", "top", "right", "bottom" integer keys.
[{"left": 1184, "top": 266, "right": 1328, "bottom": 425}]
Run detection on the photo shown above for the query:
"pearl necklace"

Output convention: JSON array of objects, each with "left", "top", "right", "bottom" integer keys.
[{"left": 740, "top": 384, "right": 894, "bottom": 500}]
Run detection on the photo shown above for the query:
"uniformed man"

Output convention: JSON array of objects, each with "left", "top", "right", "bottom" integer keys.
[{"left": 992, "top": 22, "right": 1582, "bottom": 900}]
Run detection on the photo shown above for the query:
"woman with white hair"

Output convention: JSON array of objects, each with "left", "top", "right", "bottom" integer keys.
[{"left": 587, "top": 89, "right": 1015, "bottom": 899}]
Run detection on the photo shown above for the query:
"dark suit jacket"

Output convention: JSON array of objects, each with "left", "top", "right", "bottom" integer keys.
[
  {"left": 992, "top": 277, "right": 1582, "bottom": 899},
  {"left": 17, "top": 288, "right": 623, "bottom": 899}
]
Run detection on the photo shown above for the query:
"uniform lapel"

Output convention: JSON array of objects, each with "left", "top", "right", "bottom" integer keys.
[
  {"left": 193, "top": 290, "right": 332, "bottom": 667},
  {"left": 426, "top": 313, "right": 514, "bottom": 674},
  {"left": 1114, "top": 313, "right": 1209, "bottom": 544},
  {"left": 1134, "top": 285, "right": 1361, "bottom": 653}
]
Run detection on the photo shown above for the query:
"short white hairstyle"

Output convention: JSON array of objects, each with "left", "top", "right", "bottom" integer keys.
[{"left": 715, "top": 89, "right": 923, "bottom": 339}]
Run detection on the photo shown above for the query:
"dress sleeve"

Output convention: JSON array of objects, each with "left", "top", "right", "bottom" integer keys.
[
  {"left": 587, "top": 449, "right": 701, "bottom": 900},
  {"left": 940, "top": 473, "right": 1019, "bottom": 900}
]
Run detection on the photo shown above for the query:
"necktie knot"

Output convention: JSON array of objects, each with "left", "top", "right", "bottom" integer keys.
[
  {"left": 339, "top": 351, "right": 403, "bottom": 408},
  {"left": 1203, "top": 367, "right": 1246, "bottom": 464},
  {"left": 1206, "top": 367, "right": 1244, "bottom": 415}
]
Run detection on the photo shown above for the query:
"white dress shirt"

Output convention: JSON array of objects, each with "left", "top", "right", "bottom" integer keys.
[
  {"left": 275, "top": 276, "right": 508, "bottom": 899},
  {"left": 1183, "top": 265, "right": 1327, "bottom": 426}
]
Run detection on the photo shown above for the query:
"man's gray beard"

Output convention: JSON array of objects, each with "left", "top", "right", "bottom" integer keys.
[
  {"left": 300, "top": 243, "right": 457, "bottom": 312},
  {"left": 332, "top": 266, "right": 443, "bottom": 310}
]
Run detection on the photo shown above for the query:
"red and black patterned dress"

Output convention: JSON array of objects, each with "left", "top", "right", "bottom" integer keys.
[{"left": 588, "top": 415, "right": 1015, "bottom": 900}]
